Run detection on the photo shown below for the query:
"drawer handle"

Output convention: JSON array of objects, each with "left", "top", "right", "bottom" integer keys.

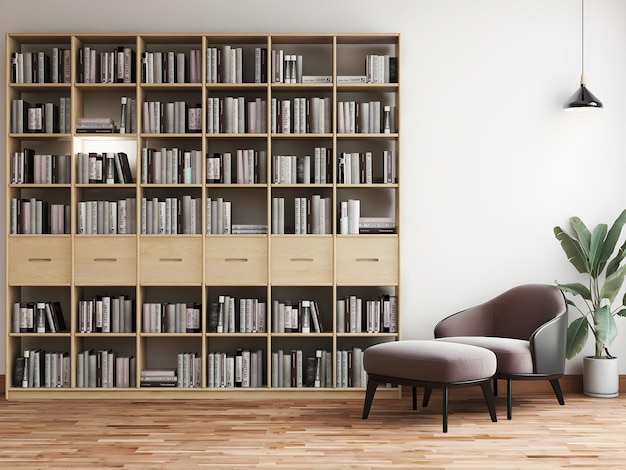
[
  {"left": 93, "top": 258, "right": 117, "bottom": 262},
  {"left": 225, "top": 258, "right": 248, "bottom": 262},
  {"left": 290, "top": 257, "right": 314, "bottom": 262},
  {"left": 356, "top": 258, "right": 380, "bottom": 262},
  {"left": 159, "top": 258, "right": 183, "bottom": 262},
  {"left": 27, "top": 258, "right": 52, "bottom": 262}
]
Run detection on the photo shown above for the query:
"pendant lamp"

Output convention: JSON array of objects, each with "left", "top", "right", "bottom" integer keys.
[{"left": 563, "top": 0, "right": 603, "bottom": 111}]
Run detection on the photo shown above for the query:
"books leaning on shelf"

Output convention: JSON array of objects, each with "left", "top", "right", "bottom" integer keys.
[
  {"left": 336, "top": 347, "right": 368, "bottom": 388},
  {"left": 10, "top": 198, "right": 70, "bottom": 234},
  {"left": 79, "top": 45, "right": 136, "bottom": 83},
  {"left": 13, "top": 350, "right": 70, "bottom": 388},
  {"left": 77, "top": 198, "right": 137, "bottom": 235},
  {"left": 140, "top": 368, "right": 177, "bottom": 387},
  {"left": 12, "top": 300, "right": 67, "bottom": 333},
  {"left": 271, "top": 299, "right": 324, "bottom": 333},
  {"left": 78, "top": 295, "right": 135, "bottom": 333},
  {"left": 271, "top": 349, "right": 332, "bottom": 388},
  {"left": 336, "top": 294, "right": 398, "bottom": 333},
  {"left": 142, "top": 147, "right": 202, "bottom": 184},
  {"left": 208, "top": 349, "right": 264, "bottom": 388},
  {"left": 142, "top": 302, "right": 201, "bottom": 333},
  {"left": 77, "top": 350, "right": 136, "bottom": 388},
  {"left": 207, "top": 296, "right": 266, "bottom": 333},
  {"left": 10, "top": 150, "right": 70, "bottom": 184},
  {"left": 11, "top": 48, "right": 71, "bottom": 84}
]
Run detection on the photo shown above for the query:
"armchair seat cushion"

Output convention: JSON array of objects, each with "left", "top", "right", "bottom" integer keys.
[{"left": 435, "top": 336, "right": 533, "bottom": 375}]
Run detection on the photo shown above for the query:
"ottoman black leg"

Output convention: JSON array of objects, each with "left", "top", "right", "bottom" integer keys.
[
  {"left": 442, "top": 387, "right": 449, "bottom": 433},
  {"left": 480, "top": 381, "right": 497, "bottom": 422},
  {"left": 550, "top": 378, "right": 565, "bottom": 405},
  {"left": 412, "top": 387, "right": 417, "bottom": 410},
  {"left": 362, "top": 377, "right": 379, "bottom": 419},
  {"left": 506, "top": 378, "right": 512, "bottom": 420},
  {"left": 422, "top": 388, "right": 432, "bottom": 407}
]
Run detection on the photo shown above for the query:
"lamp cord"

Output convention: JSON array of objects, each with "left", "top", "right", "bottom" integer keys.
[{"left": 581, "top": 0, "right": 585, "bottom": 82}]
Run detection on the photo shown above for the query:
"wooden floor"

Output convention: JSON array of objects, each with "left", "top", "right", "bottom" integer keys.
[{"left": 0, "top": 388, "right": 625, "bottom": 469}]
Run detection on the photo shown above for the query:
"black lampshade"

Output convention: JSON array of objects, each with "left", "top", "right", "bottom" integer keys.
[{"left": 563, "top": 83, "right": 603, "bottom": 111}]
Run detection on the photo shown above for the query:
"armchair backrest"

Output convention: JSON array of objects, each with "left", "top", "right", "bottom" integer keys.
[{"left": 435, "top": 284, "right": 567, "bottom": 341}]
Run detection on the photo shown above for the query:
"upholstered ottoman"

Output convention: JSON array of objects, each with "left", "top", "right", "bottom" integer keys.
[{"left": 362, "top": 340, "right": 497, "bottom": 432}]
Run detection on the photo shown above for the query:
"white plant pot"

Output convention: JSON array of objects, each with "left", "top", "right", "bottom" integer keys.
[{"left": 583, "top": 356, "right": 619, "bottom": 398}]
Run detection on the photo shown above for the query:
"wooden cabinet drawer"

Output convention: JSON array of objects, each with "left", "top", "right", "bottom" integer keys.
[
  {"left": 75, "top": 236, "right": 137, "bottom": 285},
  {"left": 336, "top": 236, "right": 398, "bottom": 285},
  {"left": 206, "top": 236, "right": 267, "bottom": 285},
  {"left": 271, "top": 237, "right": 333, "bottom": 285},
  {"left": 8, "top": 236, "right": 71, "bottom": 285},
  {"left": 140, "top": 237, "right": 202, "bottom": 285}
]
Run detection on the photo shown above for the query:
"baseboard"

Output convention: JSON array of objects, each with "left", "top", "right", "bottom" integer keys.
[{"left": 1, "top": 375, "right": 625, "bottom": 398}]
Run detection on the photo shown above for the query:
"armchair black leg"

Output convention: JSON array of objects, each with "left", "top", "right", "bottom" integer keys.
[
  {"left": 549, "top": 378, "right": 565, "bottom": 405},
  {"left": 506, "top": 378, "right": 512, "bottom": 420},
  {"left": 362, "top": 378, "right": 379, "bottom": 419},
  {"left": 493, "top": 378, "right": 498, "bottom": 397},
  {"left": 422, "top": 388, "right": 433, "bottom": 407},
  {"left": 480, "top": 381, "right": 497, "bottom": 422},
  {"left": 412, "top": 387, "right": 417, "bottom": 410}
]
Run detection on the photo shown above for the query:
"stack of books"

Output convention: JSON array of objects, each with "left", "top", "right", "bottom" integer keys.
[
  {"left": 140, "top": 368, "right": 177, "bottom": 387},
  {"left": 76, "top": 117, "right": 117, "bottom": 133}
]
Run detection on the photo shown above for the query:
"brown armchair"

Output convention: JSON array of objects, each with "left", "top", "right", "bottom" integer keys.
[{"left": 433, "top": 284, "right": 568, "bottom": 419}]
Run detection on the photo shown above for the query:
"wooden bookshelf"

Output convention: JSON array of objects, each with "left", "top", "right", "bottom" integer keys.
[{"left": 5, "top": 33, "right": 401, "bottom": 399}]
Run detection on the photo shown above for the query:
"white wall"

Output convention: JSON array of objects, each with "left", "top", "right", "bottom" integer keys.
[{"left": 2, "top": 0, "right": 626, "bottom": 374}]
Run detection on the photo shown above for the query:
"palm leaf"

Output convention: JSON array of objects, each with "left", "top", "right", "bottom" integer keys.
[
  {"left": 606, "top": 238, "right": 626, "bottom": 277},
  {"left": 566, "top": 316, "right": 589, "bottom": 360},
  {"left": 599, "top": 209, "right": 626, "bottom": 275},
  {"left": 589, "top": 224, "right": 608, "bottom": 277},
  {"left": 599, "top": 265, "right": 626, "bottom": 304},
  {"left": 593, "top": 305, "right": 618, "bottom": 348},
  {"left": 554, "top": 226, "right": 589, "bottom": 274},
  {"left": 570, "top": 216, "right": 591, "bottom": 257},
  {"left": 556, "top": 282, "right": 592, "bottom": 302}
]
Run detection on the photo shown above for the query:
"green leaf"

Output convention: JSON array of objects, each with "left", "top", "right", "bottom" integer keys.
[
  {"left": 606, "top": 238, "right": 626, "bottom": 277},
  {"left": 566, "top": 316, "right": 589, "bottom": 360},
  {"left": 554, "top": 226, "right": 589, "bottom": 274},
  {"left": 556, "top": 282, "right": 592, "bottom": 302},
  {"left": 589, "top": 224, "right": 608, "bottom": 277},
  {"left": 615, "top": 308, "right": 626, "bottom": 318},
  {"left": 600, "top": 265, "right": 626, "bottom": 304},
  {"left": 599, "top": 209, "right": 626, "bottom": 276},
  {"left": 593, "top": 305, "right": 618, "bottom": 348},
  {"left": 570, "top": 216, "right": 591, "bottom": 257}
]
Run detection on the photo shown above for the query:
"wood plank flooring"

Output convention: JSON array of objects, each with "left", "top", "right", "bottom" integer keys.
[{"left": 0, "top": 388, "right": 625, "bottom": 469}]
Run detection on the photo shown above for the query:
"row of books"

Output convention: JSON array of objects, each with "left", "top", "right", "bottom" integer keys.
[
  {"left": 76, "top": 151, "right": 134, "bottom": 184},
  {"left": 140, "top": 196, "right": 201, "bottom": 235},
  {"left": 142, "top": 101, "right": 201, "bottom": 134},
  {"left": 271, "top": 148, "right": 332, "bottom": 184},
  {"left": 337, "top": 101, "right": 394, "bottom": 134},
  {"left": 10, "top": 99, "right": 67, "bottom": 134},
  {"left": 271, "top": 196, "right": 332, "bottom": 235},
  {"left": 207, "top": 296, "right": 266, "bottom": 333},
  {"left": 78, "top": 46, "right": 135, "bottom": 84},
  {"left": 141, "top": 147, "right": 202, "bottom": 184},
  {"left": 364, "top": 54, "right": 398, "bottom": 84},
  {"left": 208, "top": 349, "right": 264, "bottom": 388},
  {"left": 270, "top": 97, "right": 332, "bottom": 134},
  {"left": 141, "top": 50, "right": 201, "bottom": 84},
  {"left": 206, "top": 96, "right": 267, "bottom": 134},
  {"left": 77, "top": 350, "right": 136, "bottom": 388},
  {"left": 13, "top": 350, "right": 70, "bottom": 388},
  {"left": 142, "top": 302, "right": 202, "bottom": 333},
  {"left": 77, "top": 296, "right": 135, "bottom": 333},
  {"left": 337, "top": 295, "right": 398, "bottom": 333},
  {"left": 270, "top": 349, "right": 332, "bottom": 388},
  {"left": 10, "top": 198, "right": 69, "bottom": 234},
  {"left": 336, "top": 348, "right": 368, "bottom": 388},
  {"left": 206, "top": 150, "right": 268, "bottom": 184},
  {"left": 206, "top": 46, "right": 244, "bottom": 84},
  {"left": 271, "top": 50, "right": 304, "bottom": 84},
  {"left": 270, "top": 299, "right": 324, "bottom": 333},
  {"left": 11, "top": 301, "right": 67, "bottom": 333},
  {"left": 337, "top": 150, "right": 397, "bottom": 184},
  {"left": 11, "top": 49, "right": 71, "bottom": 84},
  {"left": 77, "top": 199, "right": 137, "bottom": 235},
  {"left": 10, "top": 151, "right": 70, "bottom": 184}
]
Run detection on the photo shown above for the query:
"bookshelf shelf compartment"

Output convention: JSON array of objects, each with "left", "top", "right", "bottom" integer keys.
[{"left": 6, "top": 32, "right": 400, "bottom": 400}]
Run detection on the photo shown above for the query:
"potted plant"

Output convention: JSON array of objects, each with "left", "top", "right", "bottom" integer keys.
[{"left": 554, "top": 209, "right": 626, "bottom": 397}]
